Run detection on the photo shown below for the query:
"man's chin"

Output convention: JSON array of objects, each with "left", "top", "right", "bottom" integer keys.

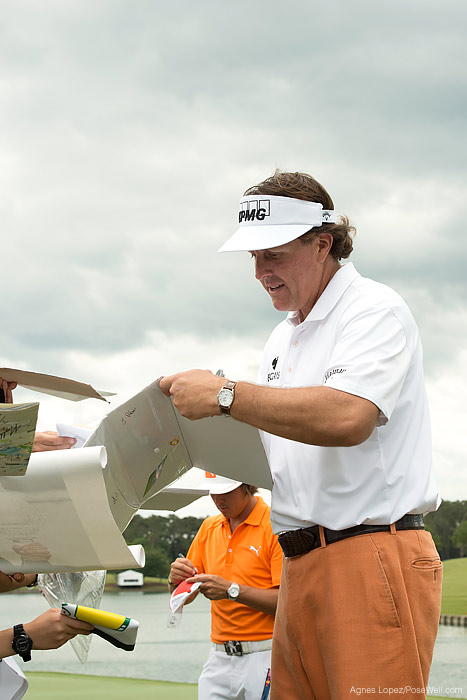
[{"left": 270, "top": 297, "right": 294, "bottom": 312}]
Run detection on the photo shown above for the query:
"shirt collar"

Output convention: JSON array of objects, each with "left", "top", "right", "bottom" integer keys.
[
  {"left": 220, "top": 496, "right": 267, "bottom": 529},
  {"left": 286, "top": 262, "right": 360, "bottom": 326}
]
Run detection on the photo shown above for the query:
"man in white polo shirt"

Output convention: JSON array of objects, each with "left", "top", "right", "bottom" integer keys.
[{"left": 160, "top": 170, "right": 442, "bottom": 699}]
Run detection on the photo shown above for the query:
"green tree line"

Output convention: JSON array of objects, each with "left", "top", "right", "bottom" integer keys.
[
  {"left": 122, "top": 513, "right": 205, "bottom": 578},
  {"left": 120, "top": 500, "right": 467, "bottom": 577},
  {"left": 425, "top": 499, "right": 467, "bottom": 559}
]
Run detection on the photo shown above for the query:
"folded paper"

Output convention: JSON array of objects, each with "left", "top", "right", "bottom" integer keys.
[
  {"left": 85, "top": 381, "right": 272, "bottom": 531},
  {"left": 0, "top": 367, "right": 113, "bottom": 402},
  {"left": 0, "top": 446, "right": 145, "bottom": 574}
]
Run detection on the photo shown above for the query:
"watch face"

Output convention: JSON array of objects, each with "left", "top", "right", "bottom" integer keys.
[
  {"left": 218, "top": 388, "right": 233, "bottom": 408},
  {"left": 16, "top": 635, "right": 30, "bottom": 652},
  {"left": 228, "top": 583, "right": 240, "bottom": 599}
]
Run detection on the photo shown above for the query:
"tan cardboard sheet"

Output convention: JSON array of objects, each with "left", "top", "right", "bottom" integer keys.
[{"left": 0, "top": 367, "right": 113, "bottom": 402}]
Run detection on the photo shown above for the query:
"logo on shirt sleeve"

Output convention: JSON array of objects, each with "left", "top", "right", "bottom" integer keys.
[
  {"left": 267, "top": 356, "right": 280, "bottom": 383},
  {"left": 323, "top": 368, "right": 346, "bottom": 383}
]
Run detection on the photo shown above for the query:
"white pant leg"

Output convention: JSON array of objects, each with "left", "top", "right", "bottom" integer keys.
[
  {"left": 198, "top": 647, "right": 271, "bottom": 700},
  {"left": 0, "top": 658, "right": 29, "bottom": 700}
]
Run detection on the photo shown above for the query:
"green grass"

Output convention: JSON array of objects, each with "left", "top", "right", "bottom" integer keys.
[
  {"left": 440, "top": 557, "right": 467, "bottom": 615},
  {"left": 25, "top": 672, "right": 197, "bottom": 699},
  {"left": 23, "top": 673, "right": 452, "bottom": 700}
]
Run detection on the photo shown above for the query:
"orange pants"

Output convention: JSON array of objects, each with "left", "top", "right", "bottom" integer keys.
[{"left": 271, "top": 529, "right": 442, "bottom": 700}]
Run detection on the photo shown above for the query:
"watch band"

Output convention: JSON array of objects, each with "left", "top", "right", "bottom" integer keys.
[{"left": 12, "top": 624, "right": 33, "bottom": 662}]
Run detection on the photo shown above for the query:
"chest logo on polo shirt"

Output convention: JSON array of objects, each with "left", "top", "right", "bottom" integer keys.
[
  {"left": 267, "top": 356, "right": 280, "bottom": 383},
  {"left": 249, "top": 545, "right": 262, "bottom": 557}
]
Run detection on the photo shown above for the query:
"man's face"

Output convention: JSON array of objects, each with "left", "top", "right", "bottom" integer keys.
[
  {"left": 251, "top": 236, "right": 331, "bottom": 321},
  {"left": 211, "top": 486, "right": 250, "bottom": 520}
]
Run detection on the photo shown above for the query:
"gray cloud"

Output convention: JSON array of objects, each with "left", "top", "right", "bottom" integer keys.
[{"left": 0, "top": 0, "right": 466, "bottom": 385}]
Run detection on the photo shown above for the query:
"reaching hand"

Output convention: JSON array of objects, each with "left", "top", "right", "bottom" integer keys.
[
  {"left": 0, "top": 570, "right": 38, "bottom": 593},
  {"left": 0, "top": 377, "right": 17, "bottom": 403},
  {"left": 12, "top": 542, "right": 52, "bottom": 562},
  {"left": 24, "top": 608, "right": 93, "bottom": 649},
  {"left": 169, "top": 557, "right": 198, "bottom": 587},
  {"left": 32, "top": 431, "right": 76, "bottom": 452}
]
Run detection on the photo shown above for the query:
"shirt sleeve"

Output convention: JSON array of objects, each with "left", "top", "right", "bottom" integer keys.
[
  {"left": 322, "top": 305, "right": 413, "bottom": 425},
  {"left": 186, "top": 528, "right": 206, "bottom": 575}
]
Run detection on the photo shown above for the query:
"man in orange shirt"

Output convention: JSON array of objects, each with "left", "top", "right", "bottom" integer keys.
[{"left": 169, "top": 473, "right": 282, "bottom": 700}]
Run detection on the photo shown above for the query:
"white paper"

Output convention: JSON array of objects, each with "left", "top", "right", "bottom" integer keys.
[
  {"left": 85, "top": 384, "right": 192, "bottom": 530},
  {"left": 176, "top": 412, "right": 273, "bottom": 489},
  {"left": 84, "top": 381, "right": 272, "bottom": 531},
  {"left": 140, "top": 486, "right": 209, "bottom": 511},
  {"left": 56, "top": 422, "right": 94, "bottom": 449},
  {"left": 0, "top": 446, "right": 144, "bottom": 574}
]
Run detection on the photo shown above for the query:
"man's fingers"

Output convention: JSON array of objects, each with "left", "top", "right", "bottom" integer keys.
[
  {"left": 159, "top": 375, "right": 173, "bottom": 396},
  {"left": 32, "top": 432, "right": 77, "bottom": 452}
]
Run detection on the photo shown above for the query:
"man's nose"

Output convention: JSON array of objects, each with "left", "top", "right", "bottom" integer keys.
[{"left": 254, "top": 256, "right": 269, "bottom": 280}]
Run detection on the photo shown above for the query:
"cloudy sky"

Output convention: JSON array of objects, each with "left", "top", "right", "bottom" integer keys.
[{"left": 1, "top": 0, "right": 466, "bottom": 516}]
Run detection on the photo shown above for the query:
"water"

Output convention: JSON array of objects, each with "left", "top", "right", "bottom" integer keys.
[{"left": 0, "top": 592, "right": 466, "bottom": 695}]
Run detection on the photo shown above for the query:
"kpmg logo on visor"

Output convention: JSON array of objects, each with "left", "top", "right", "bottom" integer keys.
[{"left": 238, "top": 199, "right": 271, "bottom": 224}]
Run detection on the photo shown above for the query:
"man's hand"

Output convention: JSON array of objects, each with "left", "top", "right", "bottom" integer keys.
[
  {"left": 186, "top": 573, "right": 232, "bottom": 601},
  {"left": 33, "top": 431, "right": 76, "bottom": 452},
  {"left": 169, "top": 557, "right": 198, "bottom": 587},
  {"left": 0, "top": 377, "right": 17, "bottom": 403},
  {"left": 0, "top": 570, "right": 37, "bottom": 593},
  {"left": 159, "top": 370, "right": 225, "bottom": 420},
  {"left": 24, "top": 608, "right": 93, "bottom": 649},
  {"left": 12, "top": 542, "right": 52, "bottom": 562}
]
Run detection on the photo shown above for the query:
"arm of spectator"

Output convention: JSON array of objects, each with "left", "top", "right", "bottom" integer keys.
[
  {"left": 186, "top": 573, "right": 279, "bottom": 615},
  {"left": 0, "top": 608, "right": 93, "bottom": 658},
  {"left": 0, "top": 570, "right": 37, "bottom": 593},
  {"left": 0, "top": 377, "right": 17, "bottom": 403},
  {"left": 32, "top": 431, "right": 76, "bottom": 452}
]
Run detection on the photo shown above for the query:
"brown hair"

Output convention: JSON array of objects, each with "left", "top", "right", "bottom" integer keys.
[
  {"left": 244, "top": 170, "right": 355, "bottom": 260},
  {"left": 242, "top": 484, "right": 258, "bottom": 497}
]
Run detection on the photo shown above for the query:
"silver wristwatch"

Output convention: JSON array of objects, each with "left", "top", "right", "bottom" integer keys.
[{"left": 227, "top": 582, "right": 240, "bottom": 600}]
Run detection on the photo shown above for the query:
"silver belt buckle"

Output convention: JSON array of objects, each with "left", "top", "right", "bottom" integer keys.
[{"left": 224, "top": 641, "right": 243, "bottom": 656}]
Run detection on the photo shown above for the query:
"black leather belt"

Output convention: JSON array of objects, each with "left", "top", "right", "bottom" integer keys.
[{"left": 278, "top": 514, "right": 425, "bottom": 558}]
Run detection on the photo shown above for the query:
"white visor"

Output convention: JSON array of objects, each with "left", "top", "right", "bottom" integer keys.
[
  {"left": 203, "top": 472, "right": 243, "bottom": 495},
  {"left": 218, "top": 195, "right": 337, "bottom": 252}
]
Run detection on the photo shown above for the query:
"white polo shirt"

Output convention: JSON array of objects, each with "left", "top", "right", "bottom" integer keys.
[{"left": 258, "top": 263, "right": 439, "bottom": 534}]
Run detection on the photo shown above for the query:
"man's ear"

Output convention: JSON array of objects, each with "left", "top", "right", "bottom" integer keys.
[{"left": 316, "top": 232, "right": 334, "bottom": 262}]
